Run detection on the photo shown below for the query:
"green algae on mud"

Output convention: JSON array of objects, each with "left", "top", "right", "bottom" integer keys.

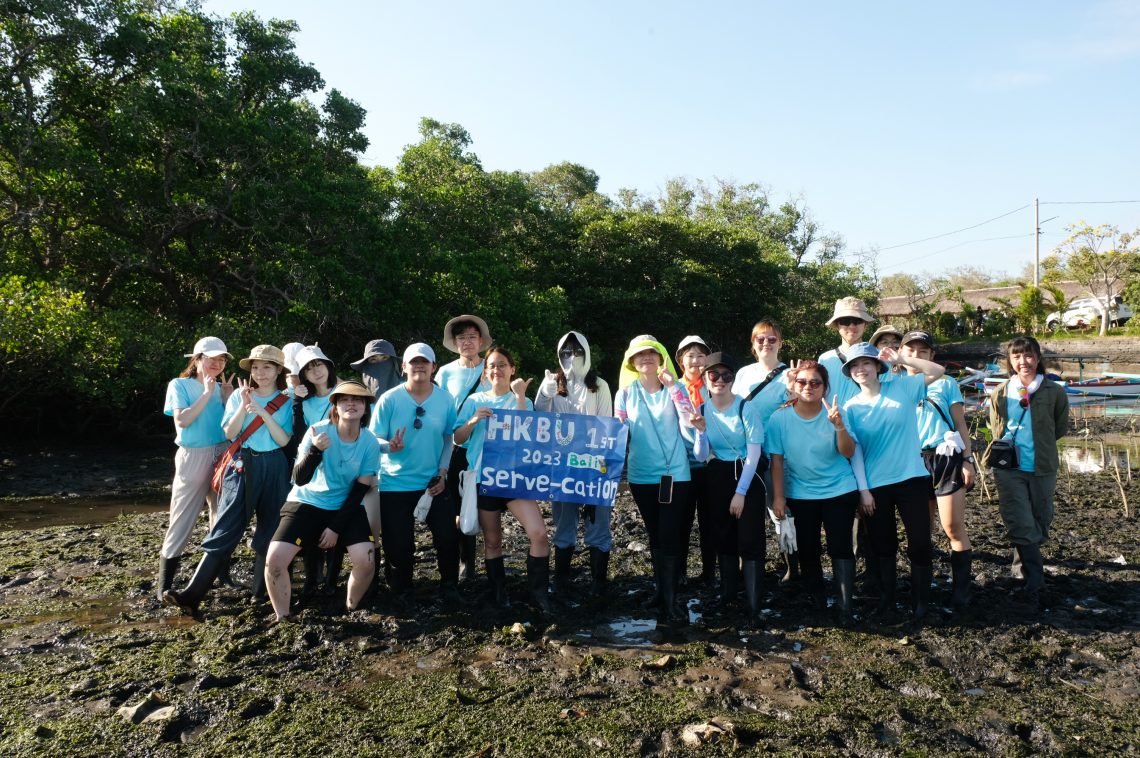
[{"left": 1, "top": 468, "right": 1139, "bottom": 755}]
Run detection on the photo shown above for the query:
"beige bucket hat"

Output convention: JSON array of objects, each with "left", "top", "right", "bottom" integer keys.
[
  {"left": 238, "top": 344, "right": 286, "bottom": 371},
  {"left": 826, "top": 297, "right": 874, "bottom": 326},
  {"left": 442, "top": 314, "right": 492, "bottom": 354}
]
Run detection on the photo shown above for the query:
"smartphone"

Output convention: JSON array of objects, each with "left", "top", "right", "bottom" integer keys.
[{"left": 658, "top": 475, "right": 674, "bottom": 505}]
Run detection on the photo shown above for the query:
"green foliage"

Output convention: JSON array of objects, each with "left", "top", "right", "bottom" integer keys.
[{"left": 0, "top": 1, "right": 873, "bottom": 433}]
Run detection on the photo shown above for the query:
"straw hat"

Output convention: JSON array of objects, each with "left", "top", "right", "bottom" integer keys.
[
  {"left": 328, "top": 380, "right": 374, "bottom": 404},
  {"left": 442, "top": 315, "right": 491, "bottom": 354},
  {"left": 238, "top": 344, "right": 286, "bottom": 371},
  {"left": 826, "top": 297, "right": 874, "bottom": 326}
]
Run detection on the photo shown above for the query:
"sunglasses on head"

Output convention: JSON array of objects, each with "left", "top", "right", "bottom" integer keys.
[
  {"left": 835, "top": 317, "right": 864, "bottom": 327},
  {"left": 413, "top": 405, "right": 425, "bottom": 429},
  {"left": 794, "top": 378, "right": 823, "bottom": 389},
  {"left": 706, "top": 369, "right": 735, "bottom": 383}
]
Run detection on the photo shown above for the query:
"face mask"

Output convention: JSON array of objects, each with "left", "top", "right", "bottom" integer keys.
[
  {"left": 560, "top": 353, "right": 574, "bottom": 373},
  {"left": 571, "top": 356, "right": 586, "bottom": 377}
]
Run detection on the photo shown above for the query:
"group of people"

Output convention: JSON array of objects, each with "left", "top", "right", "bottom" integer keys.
[{"left": 157, "top": 299, "right": 1068, "bottom": 628}]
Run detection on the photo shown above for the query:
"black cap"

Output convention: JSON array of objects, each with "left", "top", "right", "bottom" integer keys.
[{"left": 902, "top": 330, "right": 935, "bottom": 349}]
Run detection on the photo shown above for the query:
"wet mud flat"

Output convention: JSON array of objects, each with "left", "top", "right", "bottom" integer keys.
[{"left": 1, "top": 471, "right": 1138, "bottom": 757}]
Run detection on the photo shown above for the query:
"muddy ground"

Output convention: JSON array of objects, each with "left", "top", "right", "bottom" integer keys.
[{"left": 0, "top": 417, "right": 1138, "bottom": 756}]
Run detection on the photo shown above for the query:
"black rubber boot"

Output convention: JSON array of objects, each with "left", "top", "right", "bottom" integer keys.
[
  {"left": 588, "top": 547, "right": 609, "bottom": 597},
  {"left": 717, "top": 554, "right": 739, "bottom": 610},
  {"left": 658, "top": 555, "right": 688, "bottom": 625},
  {"left": 874, "top": 559, "right": 898, "bottom": 622},
  {"left": 1015, "top": 543, "right": 1044, "bottom": 614},
  {"left": 858, "top": 523, "right": 880, "bottom": 597},
  {"left": 527, "top": 554, "right": 553, "bottom": 615},
  {"left": 741, "top": 560, "right": 764, "bottom": 626},
  {"left": 156, "top": 555, "right": 181, "bottom": 602},
  {"left": 554, "top": 546, "right": 575, "bottom": 597},
  {"left": 164, "top": 551, "right": 226, "bottom": 616},
  {"left": 301, "top": 548, "right": 322, "bottom": 600},
  {"left": 700, "top": 546, "right": 718, "bottom": 588},
  {"left": 780, "top": 551, "right": 801, "bottom": 584},
  {"left": 459, "top": 534, "right": 478, "bottom": 583},
  {"left": 323, "top": 547, "right": 345, "bottom": 596},
  {"left": 833, "top": 558, "right": 855, "bottom": 628},
  {"left": 642, "top": 549, "right": 663, "bottom": 609},
  {"left": 911, "top": 563, "right": 932, "bottom": 624},
  {"left": 949, "top": 549, "right": 973, "bottom": 612},
  {"left": 486, "top": 556, "right": 509, "bottom": 609},
  {"left": 250, "top": 551, "right": 268, "bottom": 604},
  {"left": 215, "top": 554, "right": 239, "bottom": 589}
]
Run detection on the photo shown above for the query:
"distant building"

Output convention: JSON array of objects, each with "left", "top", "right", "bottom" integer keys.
[{"left": 878, "top": 281, "right": 1091, "bottom": 330}]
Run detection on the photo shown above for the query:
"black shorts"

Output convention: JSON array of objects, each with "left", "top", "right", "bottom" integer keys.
[
  {"left": 272, "top": 501, "right": 374, "bottom": 548},
  {"left": 477, "top": 494, "right": 512, "bottom": 512},
  {"left": 922, "top": 449, "right": 965, "bottom": 497}
]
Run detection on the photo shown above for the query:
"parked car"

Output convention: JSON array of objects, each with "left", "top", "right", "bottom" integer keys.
[{"left": 1046, "top": 296, "right": 1132, "bottom": 330}]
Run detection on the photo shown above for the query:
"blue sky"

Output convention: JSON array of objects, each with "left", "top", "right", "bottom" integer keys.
[{"left": 205, "top": 0, "right": 1140, "bottom": 279}]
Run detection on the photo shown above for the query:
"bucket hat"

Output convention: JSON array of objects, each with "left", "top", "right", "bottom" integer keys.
[
  {"left": 841, "top": 342, "right": 888, "bottom": 377},
  {"left": 350, "top": 339, "right": 397, "bottom": 370},
  {"left": 826, "top": 297, "right": 874, "bottom": 326},
  {"left": 868, "top": 325, "right": 904, "bottom": 347},
  {"left": 442, "top": 315, "right": 492, "bottom": 354},
  {"left": 238, "top": 344, "right": 286, "bottom": 371}
]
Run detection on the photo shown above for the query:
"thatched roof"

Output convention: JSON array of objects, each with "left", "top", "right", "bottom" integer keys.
[{"left": 878, "top": 280, "right": 1092, "bottom": 318}]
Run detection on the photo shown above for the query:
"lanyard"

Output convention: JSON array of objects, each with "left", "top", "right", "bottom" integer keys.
[{"left": 633, "top": 381, "right": 680, "bottom": 476}]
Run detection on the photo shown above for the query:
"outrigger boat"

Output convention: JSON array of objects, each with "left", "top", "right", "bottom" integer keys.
[{"left": 1064, "top": 372, "right": 1140, "bottom": 398}]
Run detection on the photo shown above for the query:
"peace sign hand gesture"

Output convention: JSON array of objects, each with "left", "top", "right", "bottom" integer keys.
[
  {"left": 237, "top": 378, "right": 253, "bottom": 407},
  {"left": 218, "top": 373, "right": 235, "bottom": 401},
  {"left": 822, "top": 395, "right": 845, "bottom": 430},
  {"left": 388, "top": 427, "right": 406, "bottom": 454}
]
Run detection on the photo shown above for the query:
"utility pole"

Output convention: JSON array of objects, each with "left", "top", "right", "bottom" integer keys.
[{"left": 1033, "top": 197, "right": 1040, "bottom": 288}]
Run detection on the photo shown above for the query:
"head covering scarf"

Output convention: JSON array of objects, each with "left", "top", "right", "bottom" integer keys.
[
  {"left": 359, "top": 355, "right": 403, "bottom": 399},
  {"left": 618, "top": 335, "right": 678, "bottom": 390}
]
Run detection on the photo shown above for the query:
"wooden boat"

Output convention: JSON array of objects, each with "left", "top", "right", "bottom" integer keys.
[{"left": 1064, "top": 373, "right": 1140, "bottom": 398}]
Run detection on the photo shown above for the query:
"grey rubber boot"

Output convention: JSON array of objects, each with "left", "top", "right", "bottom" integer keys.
[
  {"left": 833, "top": 558, "right": 855, "bottom": 628},
  {"left": 250, "top": 551, "right": 268, "bottom": 604},
  {"left": 874, "top": 559, "right": 898, "bottom": 621},
  {"left": 156, "top": 555, "right": 181, "bottom": 602},
  {"left": 718, "top": 554, "right": 739, "bottom": 609},
  {"left": 657, "top": 555, "right": 688, "bottom": 625},
  {"left": 485, "top": 556, "right": 510, "bottom": 609}
]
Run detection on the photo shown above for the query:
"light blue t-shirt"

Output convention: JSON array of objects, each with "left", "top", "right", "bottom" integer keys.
[
  {"left": 702, "top": 396, "right": 765, "bottom": 462},
  {"left": 288, "top": 420, "right": 381, "bottom": 510},
  {"left": 842, "top": 372, "right": 928, "bottom": 489},
  {"left": 164, "top": 377, "right": 227, "bottom": 448},
  {"left": 455, "top": 391, "right": 534, "bottom": 463},
  {"left": 915, "top": 375, "right": 963, "bottom": 449},
  {"left": 766, "top": 405, "right": 858, "bottom": 500},
  {"left": 221, "top": 390, "right": 292, "bottom": 452},
  {"left": 436, "top": 360, "right": 490, "bottom": 414},
  {"left": 614, "top": 382, "right": 693, "bottom": 485},
  {"left": 732, "top": 363, "right": 788, "bottom": 426},
  {"left": 1003, "top": 392, "right": 1036, "bottom": 472},
  {"left": 818, "top": 348, "right": 861, "bottom": 407},
  {"left": 301, "top": 393, "right": 333, "bottom": 429},
  {"left": 371, "top": 384, "right": 457, "bottom": 491}
]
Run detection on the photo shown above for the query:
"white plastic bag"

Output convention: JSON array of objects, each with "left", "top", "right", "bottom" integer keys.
[
  {"left": 413, "top": 490, "right": 433, "bottom": 523},
  {"left": 459, "top": 455, "right": 481, "bottom": 535}
]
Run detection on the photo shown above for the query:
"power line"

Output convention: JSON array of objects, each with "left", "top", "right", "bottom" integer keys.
[
  {"left": 881, "top": 233, "right": 1033, "bottom": 272},
  {"left": 1040, "top": 199, "right": 1140, "bottom": 205},
  {"left": 877, "top": 204, "right": 1031, "bottom": 251}
]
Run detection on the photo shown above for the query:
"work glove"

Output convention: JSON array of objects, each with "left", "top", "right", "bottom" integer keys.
[{"left": 936, "top": 431, "right": 965, "bottom": 457}]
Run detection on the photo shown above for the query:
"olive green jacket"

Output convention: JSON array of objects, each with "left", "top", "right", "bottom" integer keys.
[{"left": 984, "top": 378, "right": 1069, "bottom": 476}]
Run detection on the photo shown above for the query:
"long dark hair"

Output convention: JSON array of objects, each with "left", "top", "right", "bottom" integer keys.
[
  {"left": 1006, "top": 336, "right": 1045, "bottom": 374},
  {"left": 555, "top": 334, "right": 599, "bottom": 395},
  {"left": 300, "top": 359, "right": 338, "bottom": 398}
]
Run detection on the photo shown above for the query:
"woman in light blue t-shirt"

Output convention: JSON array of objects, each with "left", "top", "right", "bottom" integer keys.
[
  {"left": 767, "top": 360, "right": 860, "bottom": 627},
  {"left": 613, "top": 335, "right": 697, "bottom": 626},
  {"left": 156, "top": 336, "right": 234, "bottom": 602},
  {"left": 454, "top": 346, "right": 549, "bottom": 614},
  {"left": 841, "top": 342, "right": 944, "bottom": 625}
]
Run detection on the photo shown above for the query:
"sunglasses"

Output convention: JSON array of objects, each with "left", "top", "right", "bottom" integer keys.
[
  {"left": 835, "top": 317, "right": 864, "bottom": 327},
  {"left": 794, "top": 378, "right": 824, "bottom": 389},
  {"left": 754, "top": 335, "right": 779, "bottom": 345},
  {"left": 413, "top": 405, "right": 425, "bottom": 429},
  {"left": 706, "top": 370, "right": 735, "bottom": 383},
  {"left": 559, "top": 348, "right": 585, "bottom": 358}
]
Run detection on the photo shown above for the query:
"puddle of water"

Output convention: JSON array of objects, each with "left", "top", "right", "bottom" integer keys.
[
  {"left": 0, "top": 497, "right": 166, "bottom": 531},
  {"left": 1058, "top": 441, "right": 1137, "bottom": 475},
  {"left": 600, "top": 616, "right": 657, "bottom": 646}
]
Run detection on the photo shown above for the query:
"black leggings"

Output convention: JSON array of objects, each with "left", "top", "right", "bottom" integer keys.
[
  {"left": 787, "top": 491, "right": 858, "bottom": 590},
  {"left": 682, "top": 467, "right": 715, "bottom": 564},
  {"left": 379, "top": 489, "right": 459, "bottom": 590},
  {"left": 630, "top": 481, "right": 690, "bottom": 557},
  {"left": 867, "top": 476, "right": 933, "bottom": 567},
  {"left": 703, "top": 459, "right": 767, "bottom": 560}
]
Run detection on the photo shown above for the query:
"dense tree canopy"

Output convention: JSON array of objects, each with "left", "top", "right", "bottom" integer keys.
[{"left": 1, "top": 0, "right": 872, "bottom": 433}]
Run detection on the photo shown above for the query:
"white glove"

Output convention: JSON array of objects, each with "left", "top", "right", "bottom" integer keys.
[
  {"left": 537, "top": 369, "right": 558, "bottom": 398},
  {"left": 413, "top": 490, "right": 433, "bottom": 523},
  {"left": 768, "top": 508, "right": 798, "bottom": 554},
  {"left": 936, "top": 431, "right": 965, "bottom": 457}
]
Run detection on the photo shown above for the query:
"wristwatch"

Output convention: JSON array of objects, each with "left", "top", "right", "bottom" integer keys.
[{"left": 963, "top": 456, "right": 975, "bottom": 465}]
